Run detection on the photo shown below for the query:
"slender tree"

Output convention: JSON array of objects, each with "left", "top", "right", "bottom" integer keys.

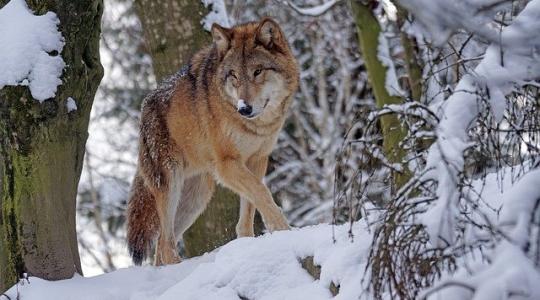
[
  {"left": 0, "top": 0, "right": 104, "bottom": 292},
  {"left": 350, "top": 0, "right": 410, "bottom": 190},
  {"left": 134, "top": 0, "right": 239, "bottom": 258},
  {"left": 396, "top": 5, "right": 423, "bottom": 102}
]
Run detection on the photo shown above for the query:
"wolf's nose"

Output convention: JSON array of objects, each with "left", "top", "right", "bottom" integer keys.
[{"left": 238, "top": 105, "right": 253, "bottom": 116}]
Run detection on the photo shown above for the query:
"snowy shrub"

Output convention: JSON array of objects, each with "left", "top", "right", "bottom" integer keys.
[{"left": 337, "top": 0, "right": 540, "bottom": 298}]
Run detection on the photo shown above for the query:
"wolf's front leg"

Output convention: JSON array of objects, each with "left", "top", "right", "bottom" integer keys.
[
  {"left": 236, "top": 156, "right": 269, "bottom": 237},
  {"left": 236, "top": 198, "right": 256, "bottom": 237},
  {"left": 216, "top": 158, "right": 289, "bottom": 233}
]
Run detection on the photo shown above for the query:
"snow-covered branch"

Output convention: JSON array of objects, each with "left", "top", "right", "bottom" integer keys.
[
  {"left": 277, "top": 0, "right": 341, "bottom": 16},
  {"left": 420, "top": 0, "right": 540, "bottom": 247}
]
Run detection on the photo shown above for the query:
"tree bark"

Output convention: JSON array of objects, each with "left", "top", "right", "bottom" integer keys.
[
  {"left": 134, "top": 0, "right": 241, "bottom": 258},
  {"left": 350, "top": 0, "right": 410, "bottom": 190},
  {"left": 0, "top": 0, "right": 104, "bottom": 293},
  {"left": 134, "top": 0, "right": 212, "bottom": 81},
  {"left": 396, "top": 5, "right": 423, "bottom": 102}
]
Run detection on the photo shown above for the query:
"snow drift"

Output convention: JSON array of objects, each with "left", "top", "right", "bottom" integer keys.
[{"left": 4, "top": 223, "right": 372, "bottom": 300}]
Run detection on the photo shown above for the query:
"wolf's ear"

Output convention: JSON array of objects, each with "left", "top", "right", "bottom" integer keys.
[
  {"left": 212, "top": 23, "right": 231, "bottom": 58},
  {"left": 256, "top": 18, "right": 286, "bottom": 53}
]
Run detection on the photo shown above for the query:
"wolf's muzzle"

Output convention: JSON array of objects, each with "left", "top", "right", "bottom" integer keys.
[
  {"left": 238, "top": 105, "right": 253, "bottom": 117},
  {"left": 237, "top": 99, "right": 253, "bottom": 117}
]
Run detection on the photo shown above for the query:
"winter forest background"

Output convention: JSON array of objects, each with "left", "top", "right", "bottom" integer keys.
[{"left": 1, "top": 0, "right": 540, "bottom": 299}]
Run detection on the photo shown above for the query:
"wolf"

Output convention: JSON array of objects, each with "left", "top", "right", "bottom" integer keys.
[{"left": 126, "top": 18, "right": 299, "bottom": 266}]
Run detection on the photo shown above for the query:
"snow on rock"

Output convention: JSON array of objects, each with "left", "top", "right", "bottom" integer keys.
[
  {"left": 4, "top": 223, "right": 373, "bottom": 300},
  {"left": 201, "top": 0, "right": 230, "bottom": 31},
  {"left": 0, "top": 0, "right": 65, "bottom": 102}
]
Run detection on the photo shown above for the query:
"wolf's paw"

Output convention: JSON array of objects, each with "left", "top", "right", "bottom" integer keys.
[
  {"left": 236, "top": 223, "right": 255, "bottom": 238},
  {"left": 155, "top": 240, "right": 182, "bottom": 266},
  {"left": 156, "top": 251, "right": 181, "bottom": 266},
  {"left": 265, "top": 215, "right": 290, "bottom": 232}
]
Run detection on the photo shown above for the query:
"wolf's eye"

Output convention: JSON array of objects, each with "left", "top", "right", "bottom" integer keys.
[
  {"left": 228, "top": 70, "right": 237, "bottom": 79},
  {"left": 253, "top": 69, "right": 262, "bottom": 77}
]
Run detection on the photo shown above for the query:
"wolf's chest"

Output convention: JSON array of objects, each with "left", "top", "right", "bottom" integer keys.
[{"left": 225, "top": 126, "right": 277, "bottom": 158}]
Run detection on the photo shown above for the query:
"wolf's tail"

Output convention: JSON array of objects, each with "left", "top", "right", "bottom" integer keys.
[{"left": 127, "top": 174, "right": 159, "bottom": 265}]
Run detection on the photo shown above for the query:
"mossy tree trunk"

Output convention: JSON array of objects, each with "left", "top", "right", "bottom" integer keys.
[
  {"left": 0, "top": 0, "right": 104, "bottom": 293},
  {"left": 134, "top": 0, "right": 241, "bottom": 258},
  {"left": 350, "top": 0, "right": 410, "bottom": 190}
]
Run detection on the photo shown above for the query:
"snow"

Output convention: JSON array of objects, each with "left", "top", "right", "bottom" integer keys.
[
  {"left": 498, "top": 169, "right": 540, "bottom": 245},
  {"left": 14, "top": 168, "right": 536, "bottom": 300},
  {"left": 418, "top": 0, "right": 540, "bottom": 247},
  {"left": 237, "top": 99, "right": 247, "bottom": 110},
  {"left": 4, "top": 223, "right": 373, "bottom": 300},
  {"left": 423, "top": 168, "right": 540, "bottom": 299},
  {"left": 0, "top": 0, "right": 65, "bottom": 102},
  {"left": 201, "top": 0, "right": 230, "bottom": 31},
  {"left": 380, "top": 0, "right": 397, "bottom": 21},
  {"left": 285, "top": 0, "right": 340, "bottom": 17},
  {"left": 399, "top": 0, "right": 510, "bottom": 45},
  {"left": 66, "top": 97, "right": 77, "bottom": 112},
  {"left": 377, "top": 32, "right": 404, "bottom": 97}
]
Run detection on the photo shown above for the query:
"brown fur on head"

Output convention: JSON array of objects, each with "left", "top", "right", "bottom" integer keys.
[{"left": 211, "top": 18, "right": 299, "bottom": 120}]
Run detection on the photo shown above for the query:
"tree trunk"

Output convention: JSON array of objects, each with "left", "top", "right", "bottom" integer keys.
[
  {"left": 350, "top": 0, "right": 410, "bottom": 190},
  {"left": 0, "top": 0, "right": 104, "bottom": 293},
  {"left": 134, "top": 0, "right": 213, "bottom": 81},
  {"left": 134, "top": 0, "right": 241, "bottom": 258},
  {"left": 396, "top": 6, "right": 423, "bottom": 102}
]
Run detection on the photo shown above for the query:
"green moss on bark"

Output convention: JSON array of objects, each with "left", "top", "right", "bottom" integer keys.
[{"left": 0, "top": 0, "right": 104, "bottom": 293}]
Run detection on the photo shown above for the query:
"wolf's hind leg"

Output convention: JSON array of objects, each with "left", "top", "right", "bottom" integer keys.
[
  {"left": 155, "top": 167, "right": 183, "bottom": 265},
  {"left": 173, "top": 173, "right": 216, "bottom": 241}
]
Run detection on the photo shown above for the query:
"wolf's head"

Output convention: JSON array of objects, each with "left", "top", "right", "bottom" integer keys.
[{"left": 212, "top": 18, "right": 299, "bottom": 120}]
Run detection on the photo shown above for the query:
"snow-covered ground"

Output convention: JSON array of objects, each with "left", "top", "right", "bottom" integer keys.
[
  {"left": 5, "top": 164, "right": 540, "bottom": 300},
  {"left": 4, "top": 223, "right": 373, "bottom": 300}
]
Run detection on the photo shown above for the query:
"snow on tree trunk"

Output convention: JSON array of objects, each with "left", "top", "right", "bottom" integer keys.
[
  {"left": 133, "top": 0, "right": 240, "bottom": 258},
  {"left": 0, "top": 0, "right": 104, "bottom": 292}
]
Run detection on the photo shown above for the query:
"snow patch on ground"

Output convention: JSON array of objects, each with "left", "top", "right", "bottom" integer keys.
[
  {"left": 0, "top": 0, "right": 65, "bottom": 102},
  {"left": 5, "top": 223, "right": 373, "bottom": 300}
]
